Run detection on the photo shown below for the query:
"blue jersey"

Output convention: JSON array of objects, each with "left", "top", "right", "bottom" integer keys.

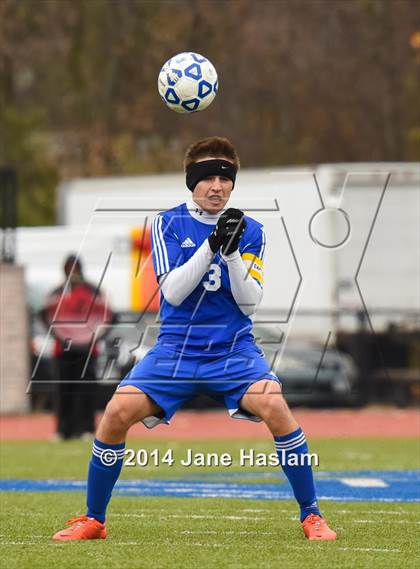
[{"left": 151, "top": 201, "right": 265, "bottom": 355}]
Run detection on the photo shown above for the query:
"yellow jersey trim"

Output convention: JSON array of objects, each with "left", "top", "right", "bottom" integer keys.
[
  {"left": 242, "top": 252, "right": 263, "bottom": 268},
  {"left": 249, "top": 268, "right": 264, "bottom": 284}
]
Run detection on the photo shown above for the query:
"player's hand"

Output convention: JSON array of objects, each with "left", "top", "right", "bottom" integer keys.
[
  {"left": 207, "top": 209, "right": 229, "bottom": 253},
  {"left": 208, "top": 208, "right": 245, "bottom": 254},
  {"left": 221, "top": 208, "right": 245, "bottom": 255}
]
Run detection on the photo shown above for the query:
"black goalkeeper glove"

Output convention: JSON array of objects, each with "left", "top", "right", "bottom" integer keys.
[
  {"left": 221, "top": 208, "right": 245, "bottom": 255},
  {"left": 208, "top": 208, "right": 244, "bottom": 254}
]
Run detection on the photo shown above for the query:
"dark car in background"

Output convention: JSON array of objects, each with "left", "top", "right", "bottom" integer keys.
[
  {"left": 267, "top": 342, "right": 359, "bottom": 406},
  {"left": 254, "top": 325, "right": 360, "bottom": 407}
]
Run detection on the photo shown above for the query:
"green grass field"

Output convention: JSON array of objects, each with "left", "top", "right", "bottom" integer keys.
[{"left": 1, "top": 438, "right": 419, "bottom": 569}]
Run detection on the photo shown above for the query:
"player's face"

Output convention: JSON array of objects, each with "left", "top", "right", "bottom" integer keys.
[{"left": 192, "top": 157, "right": 234, "bottom": 214}]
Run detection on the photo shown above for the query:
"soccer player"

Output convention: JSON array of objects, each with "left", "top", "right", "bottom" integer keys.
[{"left": 53, "top": 136, "right": 336, "bottom": 541}]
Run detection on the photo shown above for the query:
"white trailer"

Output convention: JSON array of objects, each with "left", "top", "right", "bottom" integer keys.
[{"left": 15, "top": 162, "right": 419, "bottom": 341}]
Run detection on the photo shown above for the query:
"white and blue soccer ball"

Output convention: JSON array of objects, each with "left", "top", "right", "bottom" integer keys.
[{"left": 158, "top": 52, "right": 218, "bottom": 114}]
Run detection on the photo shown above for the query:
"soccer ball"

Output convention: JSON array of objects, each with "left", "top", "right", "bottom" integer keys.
[{"left": 158, "top": 52, "right": 218, "bottom": 114}]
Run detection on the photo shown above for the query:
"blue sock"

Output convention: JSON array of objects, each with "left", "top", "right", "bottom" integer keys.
[
  {"left": 86, "top": 438, "right": 125, "bottom": 523},
  {"left": 274, "top": 427, "right": 321, "bottom": 522}
]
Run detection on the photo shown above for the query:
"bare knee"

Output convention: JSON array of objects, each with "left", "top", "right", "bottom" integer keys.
[
  {"left": 257, "top": 393, "right": 298, "bottom": 435},
  {"left": 259, "top": 393, "right": 290, "bottom": 423},
  {"left": 97, "top": 398, "right": 137, "bottom": 442},
  {"left": 104, "top": 399, "right": 134, "bottom": 431}
]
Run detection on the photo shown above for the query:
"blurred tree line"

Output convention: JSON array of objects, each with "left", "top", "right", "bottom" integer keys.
[{"left": 0, "top": 0, "right": 419, "bottom": 226}]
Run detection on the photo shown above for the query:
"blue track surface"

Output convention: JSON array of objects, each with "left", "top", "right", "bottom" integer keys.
[{"left": 0, "top": 471, "right": 419, "bottom": 502}]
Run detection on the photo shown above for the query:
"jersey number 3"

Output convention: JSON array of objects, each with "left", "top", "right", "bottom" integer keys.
[{"left": 203, "top": 263, "right": 221, "bottom": 291}]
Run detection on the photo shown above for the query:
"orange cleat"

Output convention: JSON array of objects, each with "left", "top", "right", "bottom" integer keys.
[
  {"left": 301, "top": 514, "right": 337, "bottom": 540},
  {"left": 52, "top": 515, "right": 106, "bottom": 541}
]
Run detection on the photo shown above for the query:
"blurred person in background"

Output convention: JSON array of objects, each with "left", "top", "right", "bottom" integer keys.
[{"left": 41, "top": 254, "right": 112, "bottom": 441}]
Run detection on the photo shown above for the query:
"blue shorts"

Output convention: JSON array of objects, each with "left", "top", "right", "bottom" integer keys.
[{"left": 118, "top": 341, "right": 280, "bottom": 428}]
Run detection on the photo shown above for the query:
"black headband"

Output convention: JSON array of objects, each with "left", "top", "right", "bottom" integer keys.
[{"left": 186, "top": 159, "right": 237, "bottom": 191}]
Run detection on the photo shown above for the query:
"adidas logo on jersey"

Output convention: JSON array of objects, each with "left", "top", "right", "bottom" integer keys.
[{"left": 181, "top": 237, "right": 196, "bottom": 248}]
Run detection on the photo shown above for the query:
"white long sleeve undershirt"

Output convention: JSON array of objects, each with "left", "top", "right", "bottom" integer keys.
[
  {"left": 222, "top": 250, "right": 263, "bottom": 315},
  {"left": 159, "top": 240, "right": 214, "bottom": 306},
  {"left": 160, "top": 240, "right": 262, "bottom": 315}
]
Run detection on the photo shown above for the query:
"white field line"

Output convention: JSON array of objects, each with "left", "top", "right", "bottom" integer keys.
[
  {"left": 339, "top": 478, "right": 389, "bottom": 488},
  {"left": 105, "top": 542, "right": 145, "bottom": 545},
  {"left": 164, "top": 514, "right": 264, "bottom": 521},
  {"left": 113, "top": 513, "right": 147, "bottom": 518},
  {"left": 338, "top": 547, "right": 401, "bottom": 553},
  {"left": 0, "top": 541, "right": 156, "bottom": 546},
  {"left": 316, "top": 495, "right": 415, "bottom": 503},
  {"left": 0, "top": 542, "right": 40, "bottom": 545},
  {"left": 181, "top": 530, "right": 274, "bottom": 535},
  {"left": 189, "top": 543, "right": 231, "bottom": 548},
  {"left": 181, "top": 530, "right": 218, "bottom": 534},
  {"left": 8, "top": 513, "right": 46, "bottom": 516},
  {"left": 284, "top": 545, "right": 401, "bottom": 554},
  {"left": 188, "top": 542, "right": 267, "bottom": 548},
  {"left": 91, "top": 513, "right": 265, "bottom": 521},
  {"left": 8, "top": 508, "right": 420, "bottom": 525},
  {"left": 13, "top": 507, "right": 417, "bottom": 517},
  {"left": 352, "top": 519, "right": 420, "bottom": 524},
  {"left": 240, "top": 508, "right": 274, "bottom": 512},
  {"left": 7, "top": 509, "right": 185, "bottom": 517},
  {"left": 6, "top": 509, "right": 289, "bottom": 522},
  {"left": 0, "top": 539, "right": 406, "bottom": 553},
  {"left": 335, "top": 509, "right": 406, "bottom": 515}
]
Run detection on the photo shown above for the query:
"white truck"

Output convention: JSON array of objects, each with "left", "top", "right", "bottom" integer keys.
[
  {"left": 15, "top": 162, "right": 419, "bottom": 340},
  {"left": 5, "top": 162, "right": 418, "bottom": 411}
]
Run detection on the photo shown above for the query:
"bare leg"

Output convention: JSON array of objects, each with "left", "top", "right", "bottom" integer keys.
[
  {"left": 240, "top": 379, "right": 298, "bottom": 436},
  {"left": 96, "top": 385, "right": 162, "bottom": 444}
]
